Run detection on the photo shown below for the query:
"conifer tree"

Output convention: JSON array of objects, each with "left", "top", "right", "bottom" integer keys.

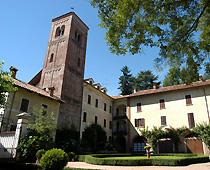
[{"left": 118, "top": 66, "right": 133, "bottom": 95}]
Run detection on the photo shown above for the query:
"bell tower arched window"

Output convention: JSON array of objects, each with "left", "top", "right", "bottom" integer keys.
[
  {"left": 61, "top": 25, "right": 65, "bottom": 35},
  {"left": 55, "top": 27, "right": 61, "bottom": 37},
  {"left": 75, "top": 32, "right": 80, "bottom": 42}
]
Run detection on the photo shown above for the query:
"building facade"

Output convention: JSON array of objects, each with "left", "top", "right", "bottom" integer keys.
[{"left": 1, "top": 12, "right": 210, "bottom": 154}]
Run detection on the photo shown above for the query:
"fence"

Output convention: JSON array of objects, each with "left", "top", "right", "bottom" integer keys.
[
  {"left": 0, "top": 131, "right": 16, "bottom": 158},
  {"left": 0, "top": 113, "right": 30, "bottom": 159}
]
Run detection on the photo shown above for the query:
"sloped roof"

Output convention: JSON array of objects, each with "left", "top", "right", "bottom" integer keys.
[
  {"left": 12, "top": 78, "right": 64, "bottom": 103},
  {"left": 112, "top": 80, "right": 210, "bottom": 99}
]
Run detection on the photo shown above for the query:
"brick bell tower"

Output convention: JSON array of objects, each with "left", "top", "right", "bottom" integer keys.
[{"left": 39, "top": 12, "right": 89, "bottom": 130}]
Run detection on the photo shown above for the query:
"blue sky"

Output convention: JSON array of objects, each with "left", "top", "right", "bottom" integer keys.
[{"left": 1, "top": 0, "right": 167, "bottom": 96}]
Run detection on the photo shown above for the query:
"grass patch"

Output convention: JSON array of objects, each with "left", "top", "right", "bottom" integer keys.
[{"left": 77, "top": 153, "right": 209, "bottom": 166}]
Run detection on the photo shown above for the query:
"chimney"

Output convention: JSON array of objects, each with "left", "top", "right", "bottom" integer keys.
[
  {"left": 133, "top": 88, "right": 137, "bottom": 93},
  {"left": 153, "top": 83, "right": 158, "bottom": 89},
  {"left": 10, "top": 66, "right": 18, "bottom": 78},
  {"left": 48, "top": 86, "right": 55, "bottom": 96},
  {"left": 199, "top": 74, "right": 203, "bottom": 81}
]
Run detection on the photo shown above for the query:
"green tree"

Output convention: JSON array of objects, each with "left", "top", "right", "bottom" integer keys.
[
  {"left": 0, "top": 61, "right": 17, "bottom": 108},
  {"left": 118, "top": 65, "right": 133, "bottom": 95},
  {"left": 163, "top": 66, "right": 181, "bottom": 87},
  {"left": 134, "top": 70, "right": 159, "bottom": 90},
  {"left": 90, "top": 0, "right": 210, "bottom": 84},
  {"left": 81, "top": 124, "right": 107, "bottom": 153},
  {"left": 55, "top": 125, "right": 80, "bottom": 154},
  {"left": 194, "top": 122, "right": 210, "bottom": 149},
  {"left": 27, "top": 106, "right": 57, "bottom": 136},
  {"left": 203, "top": 63, "right": 210, "bottom": 80},
  {"left": 18, "top": 106, "right": 56, "bottom": 162},
  {"left": 180, "top": 56, "right": 200, "bottom": 84}
]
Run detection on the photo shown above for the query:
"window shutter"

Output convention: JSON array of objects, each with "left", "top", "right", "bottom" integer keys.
[
  {"left": 142, "top": 118, "right": 145, "bottom": 128},
  {"left": 161, "top": 116, "right": 166, "bottom": 126},
  {"left": 20, "top": 99, "right": 29, "bottom": 112},
  {"left": 160, "top": 99, "right": 165, "bottom": 109},
  {"left": 188, "top": 113, "right": 195, "bottom": 128},
  {"left": 185, "top": 95, "right": 192, "bottom": 105},
  {"left": 135, "top": 119, "right": 138, "bottom": 127},
  {"left": 137, "top": 103, "right": 141, "bottom": 112}
]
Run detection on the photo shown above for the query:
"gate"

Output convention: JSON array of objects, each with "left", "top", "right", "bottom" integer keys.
[{"left": 0, "top": 132, "right": 16, "bottom": 158}]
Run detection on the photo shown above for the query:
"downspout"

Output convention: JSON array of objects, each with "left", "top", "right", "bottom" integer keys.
[
  {"left": 2, "top": 91, "right": 17, "bottom": 132},
  {"left": 202, "top": 86, "right": 210, "bottom": 123}
]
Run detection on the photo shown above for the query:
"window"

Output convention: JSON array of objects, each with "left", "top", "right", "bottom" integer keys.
[
  {"left": 55, "top": 25, "right": 65, "bottom": 37},
  {"left": 50, "top": 53, "right": 54, "bottom": 63},
  {"left": 88, "top": 95, "right": 91, "bottom": 104},
  {"left": 137, "top": 103, "right": 142, "bottom": 112},
  {"left": 55, "top": 27, "right": 61, "bottom": 37},
  {"left": 134, "top": 118, "right": 145, "bottom": 128},
  {"left": 159, "top": 99, "right": 165, "bottom": 109},
  {"left": 83, "top": 112, "right": 87, "bottom": 122},
  {"left": 42, "top": 104, "right": 48, "bottom": 115},
  {"left": 77, "top": 58, "right": 80, "bottom": 67},
  {"left": 109, "top": 121, "right": 112, "bottom": 129},
  {"left": 60, "top": 25, "right": 65, "bottom": 35},
  {"left": 188, "top": 113, "right": 195, "bottom": 128},
  {"left": 161, "top": 116, "right": 167, "bottom": 126},
  {"left": 109, "top": 106, "right": 112, "bottom": 113},
  {"left": 95, "top": 116, "right": 98, "bottom": 124},
  {"left": 75, "top": 32, "right": 80, "bottom": 42},
  {"left": 104, "top": 119, "right": 106, "bottom": 128},
  {"left": 104, "top": 103, "right": 107, "bottom": 111},
  {"left": 95, "top": 99, "right": 98, "bottom": 107},
  {"left": 20, "top": 98, "right": 29, "bottom": 112},
  {"left": 185, "top": 95, "right": 192, "bottom": 105}
]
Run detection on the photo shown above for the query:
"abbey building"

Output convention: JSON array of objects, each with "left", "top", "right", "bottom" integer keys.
[{"left": 1, "top": 12, "right": 210, "bottom": 155}]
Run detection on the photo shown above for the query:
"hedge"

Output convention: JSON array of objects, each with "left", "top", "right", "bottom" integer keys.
[{"left": 76, "top": 153, "right": 209, "bottom": 166}]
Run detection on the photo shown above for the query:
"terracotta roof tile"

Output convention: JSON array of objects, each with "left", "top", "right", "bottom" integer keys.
[
  {"left": 112, "top": 80, "right": 210, "bottom": 99},
  {"left": 12, "top": 78, "right": 64, "bottom": 103}
]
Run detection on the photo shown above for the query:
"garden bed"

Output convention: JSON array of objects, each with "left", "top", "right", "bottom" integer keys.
[{"left": 76, "top": 153, "right": 209, "bottom": 166}]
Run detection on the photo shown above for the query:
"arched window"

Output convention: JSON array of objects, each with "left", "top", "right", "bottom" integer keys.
[
  {"left": 50, "top": 53, "right": 54, "bottom": 63},
  {"left": 55, "top": 27, "right": 61, "bottom": 37},
  {"left": 75, "top": 32, "right": 80, "bottom": 42},
  {"left": 77, "top": 58, "right": 80, "bottom": 67},
  {"left": 61, "top": 25, "right": 65, "bottom": 36}
]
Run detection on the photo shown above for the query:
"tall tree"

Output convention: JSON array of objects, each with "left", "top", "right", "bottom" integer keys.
[
  {"left": 134, "top": 70, "right": 159, "bottom": 90},
  {"left": 90, "top": 0, "right": 210, "bottom": 84},
  {"left": 203, "top": 63, "right": 210, "bottom": 80},
  {"left": 118, "top": 65, "right": 133, "bottom": 95},
  {"left": 163, "top": 66, "right": 181, "bottom": 87},
  {"left": 0, "top": 61, "right": 17, "bottom": 108},
  {"left": 180, "top": 56, "right": 200, "bottom": 84}
]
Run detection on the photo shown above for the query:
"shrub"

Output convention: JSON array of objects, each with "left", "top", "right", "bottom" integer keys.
[
  {"left": 17, "top": 131, "right": 53, "bottom": 162},
  {"left": 77, "top": 153, "right": 209, "bottom": 166},
  {"left": 40, "top": 148, "right": 68, "bottom": 170},
  {"left": 36, "top": 149, "right": 46, "bottom": 159}
]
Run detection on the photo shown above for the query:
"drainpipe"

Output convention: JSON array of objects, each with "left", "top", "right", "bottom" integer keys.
[{"left": 202, "top": 86, "right": 210, "bottom": 123}]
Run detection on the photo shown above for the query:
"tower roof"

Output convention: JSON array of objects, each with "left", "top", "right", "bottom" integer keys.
[{"left": 52, "top": 12, "right": 89, "bottom": 30}]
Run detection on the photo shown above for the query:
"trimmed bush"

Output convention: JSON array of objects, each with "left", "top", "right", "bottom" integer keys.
[
  {"left": 77, "top": 153, "right": 209, "bottom": 166},
  {"left": 40, "top": 148, "right": 68, "bottom": 170},
  {"left": 36, "top": 149, "right": 46, "bottom": 159}
]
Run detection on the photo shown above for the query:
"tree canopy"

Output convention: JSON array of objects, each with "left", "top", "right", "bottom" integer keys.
[
  {"left": 0, "top": 61, "right": 17, "bottom": 108},
  {"left": 90, "top": 0, "right": 210, "bottom": 83},
  {"left": 134, "top": 70, "right": 159, "bottom": 90}
]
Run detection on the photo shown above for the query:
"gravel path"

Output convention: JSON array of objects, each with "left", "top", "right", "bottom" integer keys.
[{"left": 67, "top": 162, "right": 210, "bottom": 170}]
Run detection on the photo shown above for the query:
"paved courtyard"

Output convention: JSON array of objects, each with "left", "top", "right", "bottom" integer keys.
[{"left": 67, "top": 162, "right": 210, "bottom": 170}]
